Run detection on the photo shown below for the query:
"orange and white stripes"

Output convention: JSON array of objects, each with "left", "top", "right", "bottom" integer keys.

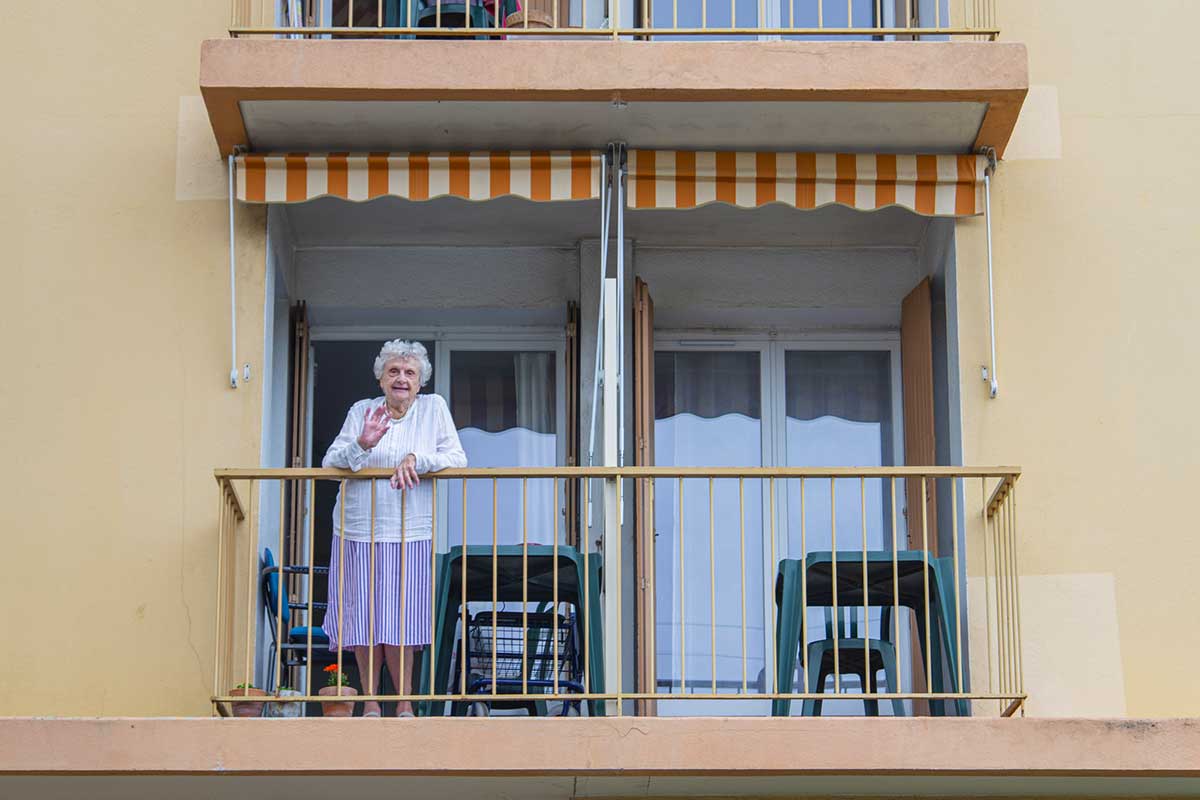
[
  {"left": 626, "top": 151, "right": 987, "bottom": 217},
  {"left": 236, "top": 151, "right": 603, "bottom": 204}
]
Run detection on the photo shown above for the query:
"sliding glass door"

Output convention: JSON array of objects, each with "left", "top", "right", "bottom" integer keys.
[{"left": 653, "top": 346, "right": 770, "bottom": 715}]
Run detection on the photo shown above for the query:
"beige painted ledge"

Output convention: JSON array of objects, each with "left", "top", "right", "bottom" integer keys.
[
  {"left": 2, "top": 717, "right": 1198, "bottom": 776},
  {"left": 199, "top": 39, "right": 1028, "bottom": 156}
]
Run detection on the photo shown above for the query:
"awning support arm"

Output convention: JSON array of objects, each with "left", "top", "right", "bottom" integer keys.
[
  {"left": 227, "top": 153, "right": 239, "bottom": 389},
  {"left": 983, "top": 147, "right": 999, "bottom": 399},
  {"left": 616, "top": 143, "right": 627, "bottom": 467},
  {"left": 587, "top": 146, "right": 613, "bottom": 469}
]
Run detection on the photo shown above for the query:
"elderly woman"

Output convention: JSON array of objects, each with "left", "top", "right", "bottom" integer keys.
[{"left": 322, "top": 339, "right": 466, "bottom": 717}]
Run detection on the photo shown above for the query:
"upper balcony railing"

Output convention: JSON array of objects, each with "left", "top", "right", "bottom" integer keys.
[
  {"left": 212, "top": 465, "right": 1023, "bottom": 719},
  {"left": 229, "top": 0, "right": 999, "bottom": 41}
]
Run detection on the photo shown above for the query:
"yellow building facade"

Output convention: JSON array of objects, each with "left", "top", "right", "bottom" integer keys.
[{"left": 2, "top": 0, "right": 1199, "bottom": 795}]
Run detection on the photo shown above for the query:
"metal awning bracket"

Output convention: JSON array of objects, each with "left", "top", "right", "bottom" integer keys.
[{"left": 981, "top": 147, "right": 999, "bottom": 399}]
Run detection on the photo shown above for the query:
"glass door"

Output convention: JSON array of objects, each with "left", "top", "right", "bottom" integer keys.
[
  {"left": 439, "top": 343, "right": 565, "bottom": 548},
  {"left": 652, "top": 346, "right": 770, "bottom": 715},
  {"left": 779, "top": 344, "right": 908, "bottom": 714}
]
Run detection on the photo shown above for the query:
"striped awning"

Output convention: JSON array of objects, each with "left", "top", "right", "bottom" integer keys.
[
  {"left": 626, "top": 151, "right": 987, "bottom": 217},
  {"left": 236, "top": 151, "right": 603, "bottom": 204}
]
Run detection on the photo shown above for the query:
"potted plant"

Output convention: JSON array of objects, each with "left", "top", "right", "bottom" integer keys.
[
  {"left": 229, "top": 683, "right": 267, "bottom": 718},
  {"left": 318, "top": 665, "right": 358, "bottom": 717},
  {"left": 266, "top": 684, "right": 304, "bottom": 718}
]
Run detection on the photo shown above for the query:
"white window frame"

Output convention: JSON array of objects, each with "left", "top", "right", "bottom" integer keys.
[{"left": 310, "top": 326, "right": 569, "bottom": 551}]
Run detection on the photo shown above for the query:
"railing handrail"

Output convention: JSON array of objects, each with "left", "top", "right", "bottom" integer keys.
[{"left": 215, "top": 465, "right": 1021, "bottom": 480}]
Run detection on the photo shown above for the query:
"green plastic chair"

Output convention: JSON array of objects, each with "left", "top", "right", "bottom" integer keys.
[
  {"left": 799, "top": 606, "right": 905, "bottom": 717},
  {"left": 383, "top": 0, "right": 416, "bottom": 37},
  {"left": 773, "top": 551, "right": 967, "bottom": 717},
  {"left": 418, "top": 544, "right": 605, "bottom": 716}
]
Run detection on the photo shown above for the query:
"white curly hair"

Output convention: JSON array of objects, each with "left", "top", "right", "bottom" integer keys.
[{"left": 373, "top": 339, "right": 432, "bottom": 386}]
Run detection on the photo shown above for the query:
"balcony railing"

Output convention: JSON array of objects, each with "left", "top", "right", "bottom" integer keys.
[
  {"left": 213, "top": 465, "right": 1022, "bottom": 718},
  {"left": 229, "top": 0, "right": 999, "bottom": 41}
]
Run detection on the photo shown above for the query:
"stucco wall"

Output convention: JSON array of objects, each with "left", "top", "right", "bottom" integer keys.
[
  {"left": 956, "top": 0, "right": 1200, "bottom": 717},
  {"left": 0, "top": 2, "right": 267, "bottom": 715}
]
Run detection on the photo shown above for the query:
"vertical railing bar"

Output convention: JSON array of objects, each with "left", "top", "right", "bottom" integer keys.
[
  {"left": 730, "top": 0, "right": 735, "bottom": 30},
  {"left": 649, "top": 476, "right": 657, "bottom": 707},
  {"left": 491, "top": 477, "right": 498, "bottom": 696},
  {"left": 998, "top": 489, "right": 1008, "bottom": 695},
  {"left": 921, "top": 476, "right": 931, "bottom": 709},
  {"left": 368, "top": 480, "right": 376, "bottom": 698},
  {"left": 437, "top": 0, "right": 442, "bottom": 30},
  {"left": 952, "top": 477, "right": 963, "bottom": 699},
  {"left": 740, "top": 477, "right": 747, "bottom": 694},
  {"left": 708, "top": 477, "right": 716, "bottom": 695},
  {"left": 678, "top": 477, "right": 685, "bottom": 694},
  {"left": 789, "top": 0, "right": 793, "bottom": 28},
  {"left": 213, "top": 483, "right": 227, "bottom": 710},
  {"left": 981, "top": 478, "right": 994, "bottom": 698},
  {"left": 818, "top": 0, "right": 823, "bottom": 29},
  {"left": 1000, "top": 492, "right": 1011, "bottom": 697},
  {"left": 336, "top": 480, "right": 347, "bottom": 698},
  {"left": 890, "top": 477, "right": 899, "bottom": 701},
  {"left": 430, "top": 478, "right": 437, "bottom": 701},
  {"left": 1008, "top": 489, "right": 1017, "bottom": 695},
  {"left": 522, "top": 478, "right": 529, "bottom": 697},
  {"left": 904, "top": 0, "right": 910, "bottom": 33},
  {"left": 612, "top": 0, "right": 618, "bottom": 38},
  {"left": 848, "top": 0, "right": 852, "bottom": 29},
  {"left": 349, "top": 0, "right": 354, "bottom": 28},
  {"left": 831, "top": 478, "right": 840, "bottom": 693},
  {"left": 768, "top": 478, "right": 778, "bottom": 697},
  {"left": 861, "top": 477, "right": 869, "bottom": 702},
  {"left": 460, "top": 479, "right": 469, "bottom": 705},
  {"left": 1011, "top": 483, "right": 1024, "bottom": 696},
  {"left": 553, "top": 476, "right": 560, "bottom": 696},
  {"left": 306, "top": 479, "right": 315, "bottom": 703},
  {"left": 702, "top": 0, "right": 707, "bottom": 30},
  {"left": 992, "top": 481, "right": 1006, "bottom": 703},
  {"left": 935, "top": 0, "right": 940, "bottom": 31},
  {"left": 583, "top": 477, "right": 591, "bottom": 700},
  {"left": 876, "top": 0, "right": 881, "bottom": 32},
  {"left": 672, "top": 0, "right": 677, "bottom": 30},
  {"left": 800, "top": 478, "right": 808, "bottom": 694},
  {"left": 399, "top": 485, "right": 408, "bottom": 702},
  {"left": 616, "top": 477, "right": 624, "bottom": 715},
  {"left": 276, "top": 479, "right": 287, "bottom": 693},
  {"left": 244, "top": 480, "right": 257, "bottom": 693},
  {"left": 378, "top": 0, "right": 382, "bottom": 27}
]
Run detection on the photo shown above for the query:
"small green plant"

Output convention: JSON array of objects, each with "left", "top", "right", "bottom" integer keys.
[
  {"left": 277, "top": 684, "right": 295, "bottom": 693},
  {"left": 234, "top": 683, "right": 257, "bottom": 690},
  {"left": 323, "top": 664, "right": 351, "bottom": 687}
]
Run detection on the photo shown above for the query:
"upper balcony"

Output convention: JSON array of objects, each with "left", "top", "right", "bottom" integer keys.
[{"left": 200, "top": 0, "right": 1028, "bottom": 158}]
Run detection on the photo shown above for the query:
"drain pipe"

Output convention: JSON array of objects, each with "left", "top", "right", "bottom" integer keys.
[
  {"left": 982, "top": 148, "right": 998, "bottom": 399},
  {"left": 227, "top": 153, "right": 239, "bottom": 389}
]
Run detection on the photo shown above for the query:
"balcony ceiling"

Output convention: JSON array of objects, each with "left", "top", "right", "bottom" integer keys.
[{"left": 200, "top": 40, "right": 1028, "bottom": 157}]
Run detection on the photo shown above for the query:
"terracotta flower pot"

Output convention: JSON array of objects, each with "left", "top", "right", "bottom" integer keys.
[
  {"left": 319, "top": 685, "right": 358, "bottom": 717},
  {"left": 229, "top": 687, "right": 267, "bottom": 718}
]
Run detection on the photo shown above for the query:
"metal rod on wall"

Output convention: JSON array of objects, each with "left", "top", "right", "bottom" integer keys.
[
  {"left": 983, "top": 147, "right": 999, "bottom": 398},
  {"left": 227, "top": 154, "right": 239, "bottom": 389}
]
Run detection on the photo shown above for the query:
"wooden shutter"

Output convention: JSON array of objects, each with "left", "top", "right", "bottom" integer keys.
[
  {"left": 901, "top": 277, "right": 937, "bottom": 550},
  {"left": 286, "top": 301, "right": 310, "bottom": 607},
  {"left": 633, "top": 278, "right": 656, "bottom": 715},
  {"left": 901, "top": 277, "right": 937, "bottom": 713},
  {"left": 565, "top": 301, "right": 580, "bottom": 548}
]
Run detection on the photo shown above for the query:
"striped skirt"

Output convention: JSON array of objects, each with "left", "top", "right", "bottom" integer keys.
[{"left": 323, "top": 537, "right": 433, "bottom": 650}]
